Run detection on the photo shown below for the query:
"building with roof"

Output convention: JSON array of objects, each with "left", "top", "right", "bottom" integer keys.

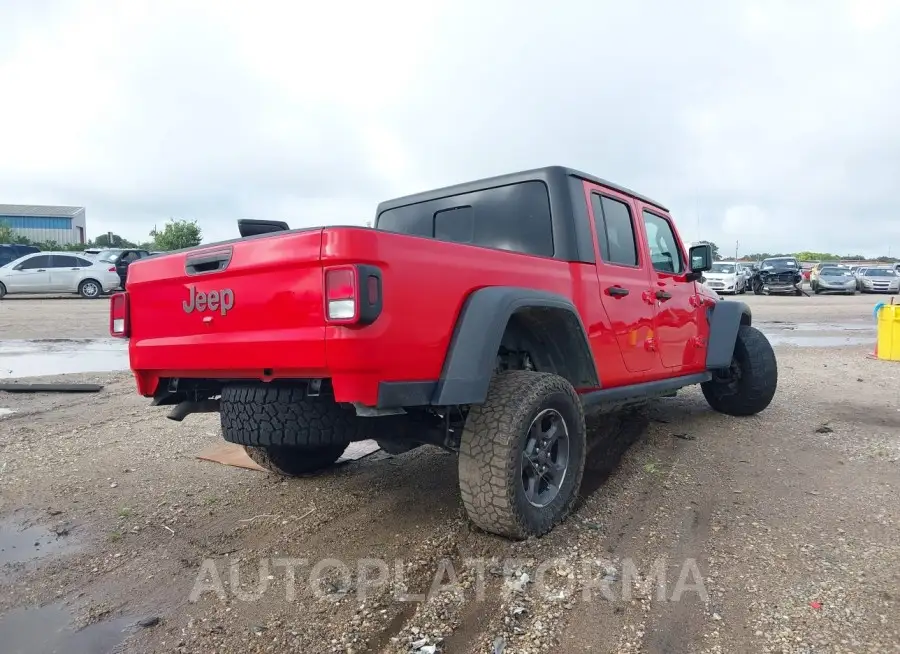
[{"left": 0, "top": 204, "right": 86, "bottom": 245}]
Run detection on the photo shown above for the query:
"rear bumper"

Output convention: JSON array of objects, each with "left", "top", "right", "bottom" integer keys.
[{"left": 130, "top": 326, "right": 329, "bottom": 397}]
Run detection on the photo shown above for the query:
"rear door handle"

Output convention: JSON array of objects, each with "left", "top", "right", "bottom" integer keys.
[
  {"left": 36, "top": 268, "right": 46, "bottom": 272},
  {"left": 605, "top": 286, "right": 630, "bottom": 298},
  {"left": 656, "top": 290, "right": 672, "bottom": 301}
]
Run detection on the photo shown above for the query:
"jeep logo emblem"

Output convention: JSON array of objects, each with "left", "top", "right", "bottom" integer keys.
[{"left": 183, "top": 286, "right": 234, "bottom": 316}]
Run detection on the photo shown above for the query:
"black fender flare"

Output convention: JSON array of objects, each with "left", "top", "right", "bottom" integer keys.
[
  {"left": 706, "top": 300, "right": 752, "bottom": 369},
  {"left": 432, "top": 287, "right": 599, "bottom": 406}
]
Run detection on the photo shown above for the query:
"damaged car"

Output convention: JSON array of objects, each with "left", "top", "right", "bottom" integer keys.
[{"left": 749, "top": 256, "right": 804, "bottom": 295}]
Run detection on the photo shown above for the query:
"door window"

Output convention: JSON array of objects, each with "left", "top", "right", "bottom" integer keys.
[
  {"left": 73, "top": 257, "right": 93, "bottom": 267},
  {"left": 590, "top": 194, "right": 639, "bottom": 266},
  {"left": 642, "top": 211, "right": 684, "bottom": 274},
  {"left": 17, "top": 255, "right": 52, "bottom": 270},
  {"left": 50, "top": 255, "right": 80, "bottom": 268}
]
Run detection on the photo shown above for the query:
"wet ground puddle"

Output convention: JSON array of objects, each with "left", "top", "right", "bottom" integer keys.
[
  {"left": 0, "top": 338, "right": 127, "bottom": 379},
  {"left": 0, "top": 601, "right": 135, "bottom": 654},
  {"left": 757, "top": 321, "right": 876, "bottom": 347},
  {"left": 0, "top": 518, "right": 135, "bottom": 652},
  {"left": 0, "top": 518, "right": 80, "bottom": 569}
]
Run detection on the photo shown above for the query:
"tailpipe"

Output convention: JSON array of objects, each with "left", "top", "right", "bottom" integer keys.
[{"left": 167, "top": 398, "right": 221, "bottom": 422}]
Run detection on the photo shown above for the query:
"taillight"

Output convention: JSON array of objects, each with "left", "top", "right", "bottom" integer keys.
[
  {"left": 325, "top": 267, "right": 357, "bottom": 322},
  {"left": 109, "top": 292, "right": 130, "bottom": 337},
  {"left": 108, "top": 266, "right": 117, "bottom": 273},
  {"left": 323, "top": 265, "right": 382, "bottom": 325}
]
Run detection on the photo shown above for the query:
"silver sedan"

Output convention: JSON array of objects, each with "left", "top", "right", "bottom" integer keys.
[
  {"left": 0, "top": 251, "right": 122, "bottom": 299},
  {"left": 859, "top": 268, "right": 900, "bottom": 294},
  {"left": 813, "top": 267, "right": 857, "bottom": 295}
]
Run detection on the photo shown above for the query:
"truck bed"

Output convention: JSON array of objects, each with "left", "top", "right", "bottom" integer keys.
[{"left": 121, "top": 226, "right": 601, "bottom": 404}]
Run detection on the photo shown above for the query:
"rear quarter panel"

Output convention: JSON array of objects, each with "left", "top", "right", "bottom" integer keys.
[{"left": 321, "top": 228, "right": 620, "bottom": 403}]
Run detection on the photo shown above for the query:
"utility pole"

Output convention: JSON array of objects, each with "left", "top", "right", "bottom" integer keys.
[{"left": 735, "top": 240, "right": 739, "bottom": 262}]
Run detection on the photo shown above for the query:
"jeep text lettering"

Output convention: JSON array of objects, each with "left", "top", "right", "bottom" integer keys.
[{"left": 183, "top": 286, "right": 234, "bottom": 315}]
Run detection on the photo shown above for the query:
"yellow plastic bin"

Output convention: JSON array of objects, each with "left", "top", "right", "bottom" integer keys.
[{"left": 876, "top": 302, "right": 900, "bottom": 361}]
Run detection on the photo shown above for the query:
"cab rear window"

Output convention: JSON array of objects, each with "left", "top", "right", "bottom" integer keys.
[{"left": 376, "top": 181, "right": 554, "bottom": 257}]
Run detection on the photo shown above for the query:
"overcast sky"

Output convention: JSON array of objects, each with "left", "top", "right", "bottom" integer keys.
[{"left": 1, "top": 0, "right": 898, "bottom": 256}]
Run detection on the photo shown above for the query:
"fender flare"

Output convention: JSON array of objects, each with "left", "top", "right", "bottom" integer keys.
[
  {"left": 432, "top": 286, "right": 599, "bottom": 406},
  {"left": 706, "top": 300, "right": 752, "bottom": 369}
]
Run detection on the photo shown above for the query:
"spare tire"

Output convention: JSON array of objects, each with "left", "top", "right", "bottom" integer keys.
[{"left": 220, "top": 384, "right": 372, "bottom": 448}]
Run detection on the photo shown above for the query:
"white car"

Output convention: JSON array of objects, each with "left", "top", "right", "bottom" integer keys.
[
  {"left": 0, "top": 251, "right": 122, "bottom": 299},
  {"left": 702, "top": 260, "right": 747, "bottom": 295}
]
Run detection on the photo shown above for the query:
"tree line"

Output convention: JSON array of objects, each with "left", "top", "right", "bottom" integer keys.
[
  {"left": 0, "top": 218, "right": 202, "bottom": 252},
  {"left": 697, "top": 242, "right": 898, "bottom": 263}
]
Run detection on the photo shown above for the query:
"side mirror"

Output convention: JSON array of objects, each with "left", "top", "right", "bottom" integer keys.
[{"left": 686, "top": 244, "right": 712, "bottom": 281}]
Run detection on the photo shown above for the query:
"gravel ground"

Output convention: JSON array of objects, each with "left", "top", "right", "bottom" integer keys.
[{"left": 0, "top": 294, "right": 898, "bottom": 653}]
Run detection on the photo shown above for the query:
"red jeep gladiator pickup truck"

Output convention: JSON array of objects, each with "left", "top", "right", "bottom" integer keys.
[{"left": 111, "top": 166, "right": 777, "bottom": 539}]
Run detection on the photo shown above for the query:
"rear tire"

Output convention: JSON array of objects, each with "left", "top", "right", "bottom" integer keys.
[
  {"left": 458, "top": 371, "right": 586, "bottom": 540},
  {"left": 244, "top": 443, "right": 346, "bottom": 476},
  {"left": 0, "top": 282, "right": 5, "bottom": 299},
  {"left": 78, "top": 279, "right": 102, "bottom": 299},
  {"left": 220, "top": 384, "right": 372, "bottom": 448},
  {"left": 702, "top": 325, "right": 777, "bottom": 417}
]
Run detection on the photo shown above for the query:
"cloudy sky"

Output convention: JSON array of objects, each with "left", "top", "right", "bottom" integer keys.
[{"left": 1, "top": 0, "right": 898, "bottom": 256}]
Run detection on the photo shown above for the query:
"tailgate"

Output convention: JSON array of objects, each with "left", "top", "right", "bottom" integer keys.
[{"left": 126, "top": 228, "right": 327, "bottom": 375}]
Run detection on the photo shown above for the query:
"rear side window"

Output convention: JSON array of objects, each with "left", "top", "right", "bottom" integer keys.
[
  {"left": 377, "top": 181, "right": 554, "bottom": 257},
  {"left": 590, "top": 194, "right": 638, "bottom": 266},
  {"left": 49, "top": 255, "right": 80, "bottom": 268}
]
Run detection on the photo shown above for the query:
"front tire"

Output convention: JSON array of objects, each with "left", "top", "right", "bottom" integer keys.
[
  {"left": 244, "top": 444, "right": 347, "bottom": 476},
  {"left": 78, "top": 279, "right": 102, "bottom": 299},
  {"left": 0, "top": 282, "right": 5, "bottom": 299},
  {"left": 702, "top": 325, "right": 777, "bottom": 416},
  {"left": 458, "top": 371, "right": 586, "bottom": 540}
]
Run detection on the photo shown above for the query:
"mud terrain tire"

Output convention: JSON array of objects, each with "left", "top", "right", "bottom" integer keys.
[
  {"left": 702, "top": 325, "right": 777, "bottom": 416},
  {"left": 244, "top": 444, "right": 347, "bottom": 476},
  {"left": 458, "top": 371, "right": 586, "bottom": 540},
  {"left": 220, "top": 384, "right": 371, "bottom": 447}
]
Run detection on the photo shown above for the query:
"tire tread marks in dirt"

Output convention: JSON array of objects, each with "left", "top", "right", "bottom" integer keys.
[
  {"left": 458, "top": 371, "right": 586, "bottom": 540},
  {"left": 221, "top": 384, "right": 372, "bottom": 447},
  {"left": 702, "top": 325, "right": 778, "bottom": 417}
]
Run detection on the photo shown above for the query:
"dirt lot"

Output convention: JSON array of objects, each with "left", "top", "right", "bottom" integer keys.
[{"left": 1, "top": 294, "right": 898, "bottom": 653}]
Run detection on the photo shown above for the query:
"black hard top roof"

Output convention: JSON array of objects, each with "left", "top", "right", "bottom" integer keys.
[{"left": 376, "top": 165, "right": 668, "bottom": 214}]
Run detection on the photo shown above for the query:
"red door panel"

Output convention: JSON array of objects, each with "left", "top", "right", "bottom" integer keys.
[
  {"left": 636, "top": 204, "right": 704, "bottom": 372},
  {"left": 583, "top": 184, "right": 657, "bottom": 374}
]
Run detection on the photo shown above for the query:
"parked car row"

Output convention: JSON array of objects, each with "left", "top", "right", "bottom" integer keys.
[{"left": 803, "top": 261, "right": 899, "bottom": 294}]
